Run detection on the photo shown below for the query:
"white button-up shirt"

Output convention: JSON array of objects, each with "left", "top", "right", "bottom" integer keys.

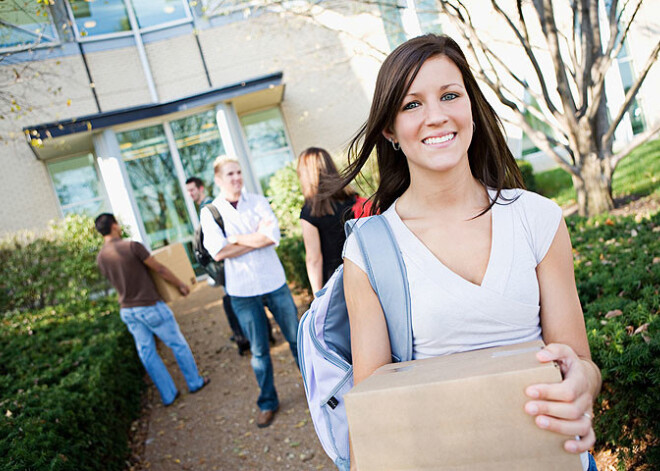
[{"left": 200, "top": 190, "right": 286, "bottom": 297}]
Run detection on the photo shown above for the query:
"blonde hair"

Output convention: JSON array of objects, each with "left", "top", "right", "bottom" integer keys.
[
  {"left": 213, "top": 155, "right": 240, "bottom": 175},
  {"left": 297, "top": 147, "right": 356, "bottom": 217}
]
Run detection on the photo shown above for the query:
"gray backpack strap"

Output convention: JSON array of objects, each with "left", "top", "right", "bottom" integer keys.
[{"left": 351, "top": 215, "right": 413, "bottom": 363}]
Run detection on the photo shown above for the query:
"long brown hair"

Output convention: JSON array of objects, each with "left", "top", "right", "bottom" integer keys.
[
  {"left": 327, "top": 34, "right": 524, "bottom": 215},
  {"left": 297, "top": 147, "right": 356, "bottom": 217}
]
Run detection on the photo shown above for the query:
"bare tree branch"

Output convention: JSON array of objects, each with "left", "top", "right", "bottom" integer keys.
[
  {"left": 488, "top": 0, "right": 561, "bottom": 118},
  {"left": 611, "top": 120, "right": 660, "bottom": 168},
  {"left": 589, "top": 0, "right": 644, "bottom": 121},
  {"left": 602, "top": 39, "right": 660, "bottom": 150}
]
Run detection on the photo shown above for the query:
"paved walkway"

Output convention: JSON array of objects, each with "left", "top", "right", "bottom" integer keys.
[{"left": 132, "top": 283, "right": 332, "bottom": 470}]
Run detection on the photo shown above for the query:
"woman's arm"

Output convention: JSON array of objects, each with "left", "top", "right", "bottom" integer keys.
[
  {"left": 344, "top": 258, "right": 392, "bottom": 470},
  {"left": 526, "top": 218, "right": 602, "bottom": 453},
  {"left": 301, "top": 220, "right": 324, "bottom": 293}
]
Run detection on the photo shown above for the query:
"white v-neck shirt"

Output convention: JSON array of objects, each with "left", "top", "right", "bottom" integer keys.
[
  {"left": 343, "top": 189, "right": 563, "bottom": 360},
  {"left": 343, "top": 189, "right": 591, "bottom": 470}
]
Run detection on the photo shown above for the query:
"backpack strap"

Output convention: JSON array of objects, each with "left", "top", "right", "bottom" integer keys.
[
  {"left": 350, "top": 215, "right": 413, "bottom": 363},
  {"left": 203, "top": 204, "right": 226, "bottom": 237}
]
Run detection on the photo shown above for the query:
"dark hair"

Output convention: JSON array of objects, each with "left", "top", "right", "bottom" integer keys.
[
  {"left": 330, "top": 34, "right": 524, "bottom": 215},
  {"left": 297, "top": 147, "right": 356, "bottom": 217},
  {"left": 185, "top": 177, "right": 204, "bottom": 188},
  {"left": 94, "top": 213, "right": 118, "bottom": 236}
]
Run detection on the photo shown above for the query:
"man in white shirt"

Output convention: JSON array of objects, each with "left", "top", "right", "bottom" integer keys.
[{"left": 200, "top": 156, "right": 299, "bottom": 428}]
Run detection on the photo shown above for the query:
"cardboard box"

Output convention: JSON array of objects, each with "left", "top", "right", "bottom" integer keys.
[
  {"left": 344, "top": 341, "right": 582, "bottom": 471},
  {"left": 149, "top": 243, "right": 197, "bottom": 303}
]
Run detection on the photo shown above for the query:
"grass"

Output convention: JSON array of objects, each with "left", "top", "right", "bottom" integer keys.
[{"left": 534, "top": 138, "right": 660, "bottom": 206}]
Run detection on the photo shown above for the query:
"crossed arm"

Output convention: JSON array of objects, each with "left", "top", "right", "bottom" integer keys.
[
  {"left": 212, "top": 229, "right": 275, "bottom": 261},
  {"left": 212, "top": 218, "right": 277, "bottom": 262}
]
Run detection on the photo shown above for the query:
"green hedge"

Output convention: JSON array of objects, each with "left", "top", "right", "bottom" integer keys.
[
  {"left": 516, "top": 159, "right": 537, "bottom": 192},
  {"left": 0, "top": 215, "right": 109, "bottom": 313},
  {"left": 569, "top": 212, "right": 660, "bottom": 469},
  {"left": 0, "top": 298, "right": 144, "bottom": 470}
]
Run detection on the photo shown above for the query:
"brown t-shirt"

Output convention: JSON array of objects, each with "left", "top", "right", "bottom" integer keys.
[{"left": 97, "top": 239, "right": 162, "bottom": 308}]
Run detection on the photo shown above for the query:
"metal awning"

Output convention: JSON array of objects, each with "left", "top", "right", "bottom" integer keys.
[{"left": 23, "top": 72, "right": 285, "bottom": 160}]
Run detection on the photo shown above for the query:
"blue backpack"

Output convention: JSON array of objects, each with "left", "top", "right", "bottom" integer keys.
[{"left": 297, "top": 215, "right": 413, "bottom": 471}]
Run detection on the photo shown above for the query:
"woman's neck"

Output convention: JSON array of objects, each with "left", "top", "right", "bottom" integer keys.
[{"left": 398, "top": 163, "right": 488, "bottom": 219}]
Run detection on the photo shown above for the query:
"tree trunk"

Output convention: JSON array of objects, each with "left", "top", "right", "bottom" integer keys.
[{"left": 572, "top": 153, "right": 614, "bottom": 217}]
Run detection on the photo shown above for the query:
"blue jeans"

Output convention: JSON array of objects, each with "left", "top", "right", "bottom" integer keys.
[
  {"left": 588, "top": 452, "right": 598, "bottom": 471},
  {"left": 120, "top": 301, "right": 204, "bottom": 405},
  {"left": 230, "top": 283, "right": 300, "bottom": 411}
]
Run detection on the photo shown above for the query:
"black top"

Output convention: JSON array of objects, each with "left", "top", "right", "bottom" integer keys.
[{"left": 300, "top": 196, "right": 357, "bottom": 284}]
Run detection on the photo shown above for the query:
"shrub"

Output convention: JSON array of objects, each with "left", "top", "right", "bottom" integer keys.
[
  {"left": 569, "top": 211, "right": 660, "bottom": 469},
  {"left": 516, "top": 159, "right": 537, "bottom": 192},
  {"left": 0, "top": 215, "right": 109, "bottom": 313},
  {"left": 0, "top": 298, "right": 144, "bottom": 470},
  {"left": 267, "top": 162, "right": 304, "bottom": 238}
]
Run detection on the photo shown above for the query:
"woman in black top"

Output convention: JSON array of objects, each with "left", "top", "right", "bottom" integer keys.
[{"left": 297, "top": 147, "right": 359, "bottom": 294}]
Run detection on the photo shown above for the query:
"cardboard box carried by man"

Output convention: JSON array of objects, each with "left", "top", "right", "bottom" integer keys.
[
  {"left": 149, "top": 243, "right": 198, "bottom": 303},
  {"left": 344, "top": 340, "right": 582, "bottom": 471}
]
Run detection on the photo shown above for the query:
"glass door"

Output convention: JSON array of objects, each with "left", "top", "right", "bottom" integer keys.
[
  {"left": 170, "top": 109, "right": 226, "bottom": 199},
  {"left": 117, "top": 125, "right": 193, "bottom": 251},
  {"left": 239, "top": 107, "right": 295, "bottom": 193}
]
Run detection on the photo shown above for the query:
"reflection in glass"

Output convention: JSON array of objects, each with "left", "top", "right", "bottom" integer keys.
[
  {"left": 378, "top": 1, "right": 407, "bottom": 51},
  {"left": 0, "top": 0, "right": 58, "bottom": 49},
  {"left": 131, "top": 0, "right": 188, "bottom": 29},
  {"left": 118, "top": 125, "right": 193, "bottom": 250},
  {"left": 69, "top": 0, "right": 130, "bottom": 37},
  {"left": 240, "top": 108, "right": 294, "bottom": 193},
  {"left": 415, "top": 0, "right": 442, "bottom": 34},
  {"left": 47, "top": 154, "right": 108, "bottom": 216},
  {"left": 170, "top": 110, "right": 225, "bottom": 199}
]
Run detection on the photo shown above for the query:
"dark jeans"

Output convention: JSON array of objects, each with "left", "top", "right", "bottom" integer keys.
[{"left": 230, "top": 283, "right": 299, "bottom": 411}]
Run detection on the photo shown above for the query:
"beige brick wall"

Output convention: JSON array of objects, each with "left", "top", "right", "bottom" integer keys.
[
  {"left": 85, "top": 47, "right": 152, "bottom": 110},
  {"left": 199, "top": 11, "right": 382, "bottom": 161},
  {"left": 0, "top": 54, "right": 100, "bottom": 235},
  {"left": 145, "top": 34, "right": 210, "bottom": 102}
]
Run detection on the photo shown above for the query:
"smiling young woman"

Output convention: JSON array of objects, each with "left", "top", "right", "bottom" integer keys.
[{"left": 324, "top": 34, "right": 601, "bottom": 471}]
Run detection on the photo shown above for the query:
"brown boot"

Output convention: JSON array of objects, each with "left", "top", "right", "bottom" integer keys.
[{"left": 256, "top": 407, "right": 279, "bottom": 428}]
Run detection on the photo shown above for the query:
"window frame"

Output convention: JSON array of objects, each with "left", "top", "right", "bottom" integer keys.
[
  {"left": 64, "top": 0, "right": 193, "bottom": 43},
  {"left": 0, "top": 0, "right": 60, "bottom": 53},
  {"left": 238, "top": 105, "right": 296, "bottom": 194},
  {"left": 46, "top": 152, "right": 110, "bottom": 218}
]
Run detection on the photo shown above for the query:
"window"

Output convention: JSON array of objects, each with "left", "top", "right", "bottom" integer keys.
[
  {"left": 170, "top": 109, "right": 226, "bottom": 198},
  {"left": 68, "top": 0, "right": 130, "bottom": 37},
  {"left": 617, "top": 41, "right": 645, "bottom": 135},
  {"left": 131, "top": 0, "right": 189, "bottom": 29},
  {"left": 117, "top": 125, "right": 193, "bottom": 250},
  {"left": 47, "top": 154, "right": 108, "bottom": 216},
  {"left": 239, "top": 107, "right": 294, "bottom": 193},
  {"left": 415, "top": 0, "right": 442, "bottom": 34},
  {"left": 378, "top": 1, "right": 407, "bottom": 51},
  {"left": 67, "top": 0, "right": 189, "bottom": 39},
  {"left": 0, "top": 0, "right": 58, "bottom": 50}
]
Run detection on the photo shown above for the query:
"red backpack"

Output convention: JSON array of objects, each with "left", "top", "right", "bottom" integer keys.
[{"left": 352, "top": 195, "right": 372, "bottom": 218}]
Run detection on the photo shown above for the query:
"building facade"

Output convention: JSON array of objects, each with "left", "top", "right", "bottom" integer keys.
[{"left": 1, "top": 0, "right": 658, "bottom": 255}]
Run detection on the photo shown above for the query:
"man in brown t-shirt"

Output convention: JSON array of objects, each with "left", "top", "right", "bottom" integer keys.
[{"left": 95, "top": 213, "right": 209, "bottom": 406}]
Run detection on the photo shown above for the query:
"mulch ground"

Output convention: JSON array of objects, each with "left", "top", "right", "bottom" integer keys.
[{"left": 126, "top": 283, "right": 333, "bottom": 471}]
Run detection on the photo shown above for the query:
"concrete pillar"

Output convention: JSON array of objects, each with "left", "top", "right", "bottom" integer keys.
[
  {"left": 93, "top": 129, "right": 149, "bottom": 244},
  {"left": 215, "top": 102, "right": 260, "bottom": 194}
]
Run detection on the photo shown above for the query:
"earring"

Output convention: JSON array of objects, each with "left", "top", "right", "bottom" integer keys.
[
  {"left": 472, "top": 122, "right": 476, "bottom": 132},
  {"left": 390, "top": 139, "right": 400, "bottom": 151}
]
